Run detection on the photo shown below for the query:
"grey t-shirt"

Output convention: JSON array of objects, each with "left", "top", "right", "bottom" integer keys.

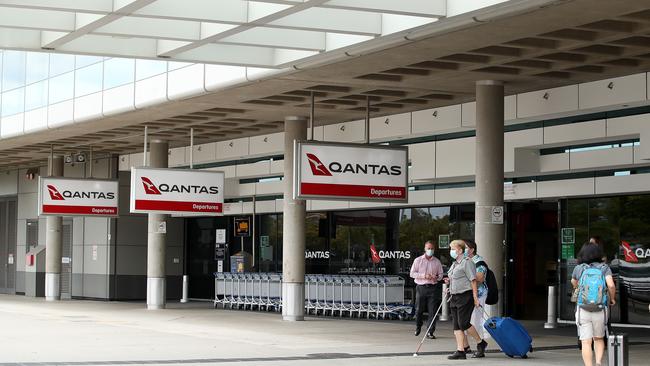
[
  {"left": 572, "top": 262, "right": 612, "bottom": 281},
  {"left": 449, "top": 257, "right": 477, "bottom": 294}
]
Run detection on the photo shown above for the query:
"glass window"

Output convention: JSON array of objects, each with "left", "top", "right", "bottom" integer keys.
[
  {"left": 49, "top": 54, "right": 75, "bottom": 77},
  {"left": 1, "top": 87, "right": 25, "bottom": 117},
  {"left": 75, "top": 55, "right": 102, "bottom": 69},
  {"left": 48, "top": 72, "right": 74, "bottom": 104},
  {"left": 103, "top": 58, "right": 134, "bottom": 89},
  {"left": 560, "top": 195, "right": 650, "bottom": 326},
  {"left": 25, "top": 80, "right": 48, "bottom": 111},
  {"left": 259, "top": 213, "right": 282, "bottom": 273},
  {"left": 168, "top": 61, "right": 193, "bottom": 71},
  {"left": 75, "top": 63, "right": 103, "bottom": 97},
  {"left": 25, "top": 52, "right": 49, "bottom": 84},
  {"left": 136, "top": 59, "right": 167, "bottom": 81},
  {"left": 305, "top": 212, "right": 329, "bottom": 274},
  {"left": 2, "top": 50, "right": 26, "bottom": 91}
]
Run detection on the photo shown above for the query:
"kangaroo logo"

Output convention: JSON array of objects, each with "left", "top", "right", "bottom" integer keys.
[
  {"left": 306, "top": 153, "right": 332, "bottom": 176},
  {"left": 47, "top": 185, "right": 65, "bottom": 200},
  {"left": 141, "top": 177, "right": 162, "bottom": 195},
  {"left": 621, "top": 241, "right": 639, "bottom": 263},
  {"left": 370, "top": 243, "right": 381, "bottom": 264}
]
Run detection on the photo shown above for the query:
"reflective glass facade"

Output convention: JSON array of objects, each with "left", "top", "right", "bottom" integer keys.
[
  {"left": 186, "top": 205, "right": 476, "bottom": 300},
  {"left": 560, "top": 195, "right": 650, "bottom": 325}
]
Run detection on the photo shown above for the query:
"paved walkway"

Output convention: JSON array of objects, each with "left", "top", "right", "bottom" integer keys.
[{"left": 0, "top": 295, "right": 648, "bottom": 365}]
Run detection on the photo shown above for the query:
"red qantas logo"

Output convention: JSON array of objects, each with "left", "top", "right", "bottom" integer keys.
[
  {"left": 370, "top": 243, "right": 381, "bottom": 264},
  {"left": 306, "top": 153, "right": 332, "bottom": 176},
  {"left": 141, "top": 177, "right": 162, "bottom": 195},
  {"left": 47, "top": 185, "right": 65, "bottom": 200},
  {"left": 621, "top": 241, "right": 639, "bottom": 263}
]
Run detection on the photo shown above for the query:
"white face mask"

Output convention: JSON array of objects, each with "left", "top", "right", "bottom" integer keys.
[{"left": 425, "top": 249, "right": 434, "bottom": 257}]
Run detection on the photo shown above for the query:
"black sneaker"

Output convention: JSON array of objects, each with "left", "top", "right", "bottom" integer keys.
[
  {"left": 471, "top": 350, "right": 485, "bottom": 358},
  {"left": 414, "top": 327, "right": 421, "bottom": 336},
  {"left": 477, "top": 339, "right": 488, "bottom": 353},
  {"left": 447, "top": 351, "right": 466, "bottom": 360},
  {"left": 464, "top": 346, "right": 472, "bottom": 353}
]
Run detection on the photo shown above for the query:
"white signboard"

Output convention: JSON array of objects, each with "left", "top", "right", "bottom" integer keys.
[
  {"left": 491, "top": 206, "right": 504, "bottom": 224},
  {"left": 216, "top": 229, "right": 227, "bottom": 244},
  {"left": 294, "top": 141, "right": 408, "bottom": 202},
  {"left": 38, "top": 177, "right": 119, "bottom": 217},
  {"left": 130, "top": 167, "right": 224, "bottom": 215}
]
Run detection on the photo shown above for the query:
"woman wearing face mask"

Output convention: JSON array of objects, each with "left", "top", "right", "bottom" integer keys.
[{"left": 444, "top": 240, "right": 488, "bottom": 359}]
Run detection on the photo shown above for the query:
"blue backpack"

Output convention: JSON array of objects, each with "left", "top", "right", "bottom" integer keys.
[{"left": 577, "top": 264, "right": 608, "bottom": 312}]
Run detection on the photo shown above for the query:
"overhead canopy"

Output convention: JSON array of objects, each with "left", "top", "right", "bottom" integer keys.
[
  {"left": 0, "top": 0, "right": 649, "bottom": 170},
  {"left": 0, "top": 0, "right": 445, "bottom": 68}
]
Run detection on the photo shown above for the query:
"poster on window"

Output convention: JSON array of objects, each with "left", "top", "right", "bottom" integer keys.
[{"left": 294, "top": 141, "right": 408, "bottom": 202}]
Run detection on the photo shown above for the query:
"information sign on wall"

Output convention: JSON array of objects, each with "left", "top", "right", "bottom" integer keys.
[
  {"left": 130, "top": 168, "right": 224, "bottom": 215},
  {"left": 234, "top": 217, "right": 251, "bottom": 237},
  {"left": 294, "top": 141, "right": 408, "bottom": 202},
  {"left": 438, "top": 234, "right": 450, "bottom": 249},
  {"left": 38, "top": 177, "right": 119, "bottom": 217},
  {"left": 561, "top": 228, "right": 575, "bottom": 244}
]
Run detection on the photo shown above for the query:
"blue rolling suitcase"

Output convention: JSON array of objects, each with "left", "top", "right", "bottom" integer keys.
[{"left": 483, "top": 317, "right": 533, "bottom": 358}]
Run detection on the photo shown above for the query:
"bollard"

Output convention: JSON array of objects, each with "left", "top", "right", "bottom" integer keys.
[
  {"left": 440, "top": 283, "right": 449, "bottom": 321},
  {"left": 544, "top": 285, "right": 557, "bottom": 329},
  {"left": 181, "top": 275, "right": 189, "bottom": 303}
]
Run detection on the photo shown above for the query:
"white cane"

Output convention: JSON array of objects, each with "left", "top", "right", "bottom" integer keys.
[{"left": 413, "top": 291, "right": 449, "bottom": 357}]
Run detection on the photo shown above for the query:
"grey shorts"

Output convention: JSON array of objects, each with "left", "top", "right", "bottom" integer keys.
[{"left": 575, "top": 309, "right": 606, "bottom": 340}]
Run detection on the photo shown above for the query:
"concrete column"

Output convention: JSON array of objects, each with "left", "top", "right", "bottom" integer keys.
[
  {"left": 282, "top": 116, "right": 307, "bottom": 321},
  {"left": 475, "top": 80, "right": 505, "bottom": 316},
  {"left": 45, "top": 155, "right": 64, "bottom": 301},
  {"left": 147, "top": 139, "right": 168, "bottom": 310}
]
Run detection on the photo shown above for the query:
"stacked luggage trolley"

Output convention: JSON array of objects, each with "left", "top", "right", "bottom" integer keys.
[{"left": 214, "top": 272, "right": 414, "bottom": 320}]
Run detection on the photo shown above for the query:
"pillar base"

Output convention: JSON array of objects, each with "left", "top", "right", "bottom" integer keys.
[
  {"left": 282, "top": 282, "right": 305, "bottom": 321},
  {"left": 147, "top": 277, "right": 166, "bottom": 310},
  {"left": 45, "top": 273, "right": 60, "bottom": 301}
]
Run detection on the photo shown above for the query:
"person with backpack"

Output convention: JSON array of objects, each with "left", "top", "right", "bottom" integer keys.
[
  {"left": 571, "top": 242, "right": 616, "bottom": 366},
  {"left": 464, "top": 239, "right": 497, "bottom": 344}
]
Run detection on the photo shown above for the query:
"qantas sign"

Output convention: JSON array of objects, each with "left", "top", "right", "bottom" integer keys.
[
  {"left": 39, "top": 178, "right": 119, "bottom": 216},
  {"left": 130, "top": 168, "right": 224, "bottom": 215},
  {"left": 295, "top": 142, "right": 408, "bottom": 202}
]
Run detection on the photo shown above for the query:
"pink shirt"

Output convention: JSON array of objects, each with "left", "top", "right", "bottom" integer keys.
[{"left": 409, "top": 254, "right": 443, "bottom": 285}]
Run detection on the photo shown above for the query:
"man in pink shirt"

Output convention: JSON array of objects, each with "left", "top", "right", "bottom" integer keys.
[{"left": 410, "top": 240, "right": 444, "bottom": 339}]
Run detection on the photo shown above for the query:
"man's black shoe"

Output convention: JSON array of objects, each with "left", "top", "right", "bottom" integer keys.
[
  {"left": 447, "top": 351, "right": 466, "bottom": 360},
  {"left": 426, "top": 333, "right": 436, "bottom": 339},
  {"left": 471, "top": 350, "right": 485, "bottom": 358},
  {"left": 414, "top": 327, "right": 421, "bottom": 336},
  {"left": 464, "top": 346, "right": 472, "bottom": 353}
]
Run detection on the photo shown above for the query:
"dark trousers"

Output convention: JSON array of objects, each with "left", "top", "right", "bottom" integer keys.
[{"left": 415, "top": 283, "right": 442, "bottom": 334}]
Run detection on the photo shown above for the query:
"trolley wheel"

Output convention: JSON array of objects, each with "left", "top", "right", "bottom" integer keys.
[
  {"left": 529, "top": 346, "right": 534, "bottom": 353},
  {"left": 522, "top": 355, "right": 528, "bottom": 359},
  {"left": 506, "top": 355, "right": 514, "bottom": 358}
]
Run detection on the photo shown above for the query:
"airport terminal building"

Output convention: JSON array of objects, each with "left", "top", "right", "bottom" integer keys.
[{"left": 0, "top": 0, "right": 648, "bottom": 327}]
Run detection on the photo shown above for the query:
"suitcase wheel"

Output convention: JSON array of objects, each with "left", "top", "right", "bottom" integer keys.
[
  {"left": 506, "top": 355, "right": 513, "bottom": 358},
  {"left": 522, "top": 355, "right": 528, "bottom": 359}
]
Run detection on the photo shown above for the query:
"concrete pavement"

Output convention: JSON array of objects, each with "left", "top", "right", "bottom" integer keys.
[{"left": 0, "top": 295, "right": 648, "bottom": 365}]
